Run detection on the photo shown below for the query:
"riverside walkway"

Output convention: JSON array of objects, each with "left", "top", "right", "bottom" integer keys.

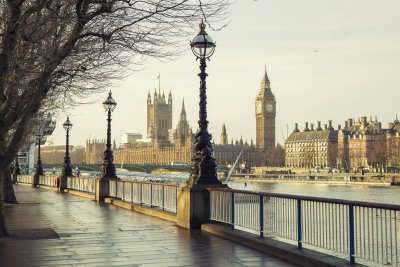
[{"left": 1, "top": 185, "right": 297, "bottom": 267}]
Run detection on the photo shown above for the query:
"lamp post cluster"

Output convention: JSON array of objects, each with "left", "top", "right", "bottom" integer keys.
[
  {"left": 32, "top": 92, "right": 118, "bottom": 182},
  {"left": 189, "top": 20, "right": 220, "bottom": 185},
  {"left": 32, "top": 21, "right": 219, "bottom": 187}
]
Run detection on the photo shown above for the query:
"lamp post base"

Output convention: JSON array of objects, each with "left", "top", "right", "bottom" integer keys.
[
  {"left": 177, "top": 183, "right": 227, "bottom": 229},
  {"left": 197, "top": 155, "right": 221, "bottom": 184}
]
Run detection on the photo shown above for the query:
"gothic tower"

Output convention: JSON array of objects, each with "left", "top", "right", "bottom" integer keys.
[
  {"left": 255, "top": 67, "right": 276, "bottom": 151},
  {"left": 220, "top": 123, "right": 228, "bottom": 145},
  {"left": 146, "top": 87, "right": 173, "bottom": 140},
  {"left": 175, "top": 99, "right": 192, "bottom": 146}
]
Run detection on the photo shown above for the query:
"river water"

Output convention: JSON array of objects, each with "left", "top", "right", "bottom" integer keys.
[{"left": 228, "top": 182, "right": 400, "bottom": 205}]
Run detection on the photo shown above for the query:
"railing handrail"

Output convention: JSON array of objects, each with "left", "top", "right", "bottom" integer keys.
[
  {"left": 67, "top": 176, "right": 95, "bottom": 180},
  {"left": 115, "top": 179, "right": 180, "bottom": 188},
  {"left": 207, "top": 187, "right": 400, "bottom": 211}
]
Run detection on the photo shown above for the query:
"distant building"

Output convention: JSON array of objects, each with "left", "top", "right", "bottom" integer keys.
[
  {"left": 121, "top": 133, "right": 142, "bottom": 147},
  {"left": 85, "top": 139, "right": 106, "bottom": 164},
  {"left": 255, "top": 67, "right": 276, "bottom": 151},
  {"left": 285, "top": 121, "right": 338, "bottom": 169},
  {"left": 36, "top": 145, "right": 85, "bottom": 165},
  {"left": 386, "top": 117, "right": 400, "bottom": 170},
  {"left": 286, "top": 116, "right": 400, "bottom": 172},
  {"left": 338, "top": 117, "right": 385, "bottom": 171}
]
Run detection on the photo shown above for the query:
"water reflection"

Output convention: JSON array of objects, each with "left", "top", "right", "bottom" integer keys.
[{"left": 228, "top": 182, "right": 400, "bottom": 205}]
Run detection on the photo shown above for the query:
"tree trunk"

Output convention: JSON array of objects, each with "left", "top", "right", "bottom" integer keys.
[
  {"left": 3, "top": 168, "right": 17, "bottom": 204},
  {"left": 0, "top": 176, "right": 9, "bottom": 237}
]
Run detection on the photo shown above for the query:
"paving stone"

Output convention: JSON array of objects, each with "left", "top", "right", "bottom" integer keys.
[{"left": 0, "top": 186, "right": 298, "bottom": 266}]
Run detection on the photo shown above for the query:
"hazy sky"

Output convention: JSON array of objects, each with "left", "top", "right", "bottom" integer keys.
[{"left": 48, "top": 0, "right": 400, "bottom": 147}]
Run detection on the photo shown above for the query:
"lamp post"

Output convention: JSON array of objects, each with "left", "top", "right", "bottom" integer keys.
[
  {"left": 35, "top": 129, "right": 44, "bottom": 176},
  {"left": 189, "top": 20, "right": 221, "bottom": 185},
  {"left": 14, "top": 156, "right": 21, "bottom": 175},
  {"left": 61, "top": 117, "right": 73, "bottom": 178},
  {"left": 101, "top": 91, "right": 117, "bottom": 179}
]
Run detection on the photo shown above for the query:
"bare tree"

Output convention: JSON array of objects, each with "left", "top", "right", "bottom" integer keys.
[
  {"left": 368, "top": 139, "right": 387, "bottom": 175},
  {"left": 0, "top": 0, "right": 230, "bottom": 236}
]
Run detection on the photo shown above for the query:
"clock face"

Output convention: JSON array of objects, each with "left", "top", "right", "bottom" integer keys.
[
  {"left": 256, "top": 102, "right": 262, "bottom": 113},
  {"left": 266, "top": 103, "right": 273, "bottom": 112}
]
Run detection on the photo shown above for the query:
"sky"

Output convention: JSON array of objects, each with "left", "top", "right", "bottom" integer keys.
[{"left": 48, "top": 0, "right": 400, "bottom": 147}]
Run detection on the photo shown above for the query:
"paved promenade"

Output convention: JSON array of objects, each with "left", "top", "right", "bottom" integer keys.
[{"left": 1, "top": 185, "right": 297, "bottom": 267}]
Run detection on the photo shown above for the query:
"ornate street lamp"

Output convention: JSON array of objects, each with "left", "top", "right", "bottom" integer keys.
[
  {"left": 14, "top": 155, "right": 21, "bottom": 175},
  {"left": 61, "top": 117, "right": 73, "bottom": 178},
  {"left": 189, "top": 20, "right": 221, "bottom": 185},
  {"left": 35, "top": 128, "right": 44, "bottom": 176},
  {"left": 101, "top": 91, "right": 117, "bottom": 179}
]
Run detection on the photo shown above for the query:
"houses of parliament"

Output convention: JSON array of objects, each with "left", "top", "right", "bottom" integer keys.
[{"left": 84, "top": 69, "right": 277, "bottom": 167}]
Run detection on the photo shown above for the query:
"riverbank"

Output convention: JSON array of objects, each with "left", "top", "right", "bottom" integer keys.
[{"left": 230, "top": 178, "right": 392, "bottom": 186}]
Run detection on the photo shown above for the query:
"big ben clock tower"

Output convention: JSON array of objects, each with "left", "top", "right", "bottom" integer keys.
[{"left": 255, "top": 67, "right": 276, "bottom": 151}]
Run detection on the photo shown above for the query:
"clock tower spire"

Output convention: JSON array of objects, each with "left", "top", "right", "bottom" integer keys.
[{"left": 255, "top": 67, "right": 276, "bottom": 151}]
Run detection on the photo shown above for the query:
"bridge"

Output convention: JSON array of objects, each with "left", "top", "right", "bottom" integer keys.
[
  {"left": 42, "top": 163, "right": 230, "bottom": 174},
  {"left": 4, "top": 174, "right": 400, "bottom": 267}
]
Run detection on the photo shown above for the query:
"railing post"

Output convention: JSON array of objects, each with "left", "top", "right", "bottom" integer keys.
[
  {"left": 260, "top": 195, "right": 264, "bottom": 238},
  {"left": 150, "top": 184, "right": 153, "bottom": 207},
  {"left": 140, "top": 183, "right": 143, "bottom": 205},
  {"left": 207, "top": 190, "right": 211, "bottom": 222},
  {"left": 297, "top": 199, "right": 302, "bottom": 249},
  {"left": 349, "top": 205, "right": 355, "bottom": 264},
  {"left": 131, "top": 182, "right": 133, "bottom": 203},
  {"left": 162, "top": 186, "right": 165, "bottom": 211},
  {"left": 176, "top": 187, "right": 178, "bottom": 213},
  {"left": 231, "top": 192, "right": 235, "bottom": 229},
  {"left": 122, "top": 181, "right": 125, "bottom": 200}
]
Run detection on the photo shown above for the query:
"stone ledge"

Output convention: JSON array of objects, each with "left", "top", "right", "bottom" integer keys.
[
  {"left": 201, "top": 223, "right": 365, "bottom": 267},
  {"left": 105, "top": 198, "right": 177, "bottom": 223},
  {"left": 16, "top": 183, "right": 33, "bottom": 186},
  {"left": 64, "top": 189, "right": 95, "bottom": 200},
  {"left": 37, "top": 185, "right": 58, "bottom": 191}
]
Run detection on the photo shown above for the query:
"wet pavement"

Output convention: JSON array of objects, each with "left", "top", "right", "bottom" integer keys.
[{"left": 1, "top": 185, "right": 298, "bottom": 267}]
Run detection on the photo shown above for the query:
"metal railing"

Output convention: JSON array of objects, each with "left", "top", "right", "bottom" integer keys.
[
  {"left": 38, "top": 175, "right": 58, "bottom": 187},
  {"left": 67, "top": 177, "right": 96, "bottom": 194},
  {"left": 109, "top": 180, "right": 178, "bottom": 213},
  {"left": 209, "top": 187, "right": 400, "bottom": 267},
  {"left": 16, "top": 174, "right": 33, "bottom": 184}
]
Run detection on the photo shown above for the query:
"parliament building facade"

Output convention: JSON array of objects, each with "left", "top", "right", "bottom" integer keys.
[{"left": 85, "top": 70, "right": 277, "bottom": 167}]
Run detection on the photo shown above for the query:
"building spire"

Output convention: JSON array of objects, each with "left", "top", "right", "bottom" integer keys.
[
  {"left": 157, "top": 73, "right": 161, "bottom": 95},
  {"left": 259, "top": 66, "right": 273, "bottom": 96},
  {"left": 263, "top": 65, "right": 270, "bottom": 84},
  {"left": 180, "top": 98, "right": 186, "bottom": 121}
]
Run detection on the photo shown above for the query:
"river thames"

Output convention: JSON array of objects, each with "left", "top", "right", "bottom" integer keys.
[{"left": 228, "top": 182, "right": 400, "bottom": 205}]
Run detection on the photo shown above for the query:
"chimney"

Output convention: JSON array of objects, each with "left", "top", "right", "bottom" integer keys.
[
  {"left": 310, "top": 123, "right": 314, "bottom": 131},
  {"left": 361, "top": 116, "right": 367, "bottom": 126},
  {"left": 316, "top": 121, "right": 322, "bottom": 131},
  {"left": 328, "top": 120, "right": 333, "bottom": 130},
  {"left": 304, "top": 122, "right": 310, "bottom": 132},
  {"left": 348, "top": 118, "right": 354, "bottom": 127},
  {"left": 338, "top": 124, "right": 341, "bottom": 130},
  {"left": 324, "top": 124, "right": 328, "bottom": 130},
  {"left": 294, "top": 123, "right": 300, "bottom": 132}
]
